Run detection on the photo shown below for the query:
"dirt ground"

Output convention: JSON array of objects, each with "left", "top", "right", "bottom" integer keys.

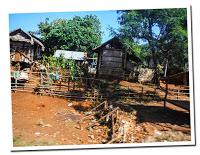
[
  {"left": 12, "top": 89, "right": 191, "bottom": 147},
  {"left": 12, "top": 92, "right": 99, "bottom": 146}
]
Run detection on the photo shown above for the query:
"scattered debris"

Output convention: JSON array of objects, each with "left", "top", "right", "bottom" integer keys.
[
  {"left": 88, "top": 135, "right": 95, "bottom": 140},
  {"left": 34, "top": 132, "right": 41, "bottom": 136},
  {"left": 55, "top": 110, "right": 81, "bottom": 121},
  {"left": 36, "top": 119, "right": 45, "bottom": 127},
  {"left": 67, "top": 103, "right": 73, "bottom": 107},
  {"left": 43, "top": 124, "right": 52, "bottom": 127},
  {"left": 143, "top": 130, "right": 191, "bottom": 142},
  {"left": 53, "top": 131, "right": 60, "bottom": 138},
  {"left": 36, "top": 119, "right": 52, "bottom": 127}
]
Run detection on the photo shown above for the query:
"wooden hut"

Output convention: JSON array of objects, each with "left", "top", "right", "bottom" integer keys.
[
  {"left": 10, "top": 28, "right": 45, "bottom": 65},
  {"left": 93, "top": 37, "right": 141, "bottom": 78}
]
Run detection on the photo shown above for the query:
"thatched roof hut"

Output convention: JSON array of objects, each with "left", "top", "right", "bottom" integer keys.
[{"left": 10, "top": 28, "right": 45, "bottom": 65}]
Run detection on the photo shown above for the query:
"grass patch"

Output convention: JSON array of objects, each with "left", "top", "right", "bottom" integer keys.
[
  {"left": 13, "top": 136, "right": 57, "bottom": 147},
  {"left": 26, "top": 140, "right": 58, "bottom": 146},
  {"left": 13, "top": 136, "right": 25, "bottom": 146}
]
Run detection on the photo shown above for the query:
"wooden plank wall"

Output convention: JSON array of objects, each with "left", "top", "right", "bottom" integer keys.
[
  {"left": 98, "top": 49, "right": 125, "bottom": 77},
  {"left": 10, "top": 41, "right": 35, "bottom": 63}
]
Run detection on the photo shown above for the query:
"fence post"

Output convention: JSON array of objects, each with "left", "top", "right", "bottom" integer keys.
[
  {"left": 164, "top": 80, "right": 168, "bottom": 109},
  {"left": 111, "top": 113, "right": 115, "bottom": 139},
  {"left": 68, "top": 77, "right": 70, "bottom": 91},
  {"left": 154, "top": 87, "right": 157, "bottom": 100},
  {"left": 14, "top": 71, "right": 19, "bottom": 89},
  {"left": 116, "top": 109, "right": 119, "bottom": 122},
  {"left": 85, "top": 78, "right": 88, "bottom": 90},
  {"left": 40, "top": 72, "right": 43, "bottom": 85},
  {"left": 128, "top": 87, "right": 130, "bottom": 99},
  {"left": 177, "top": 89, "right": 179, "bottom": 100},
  {"left": 59, "top": 80, "right": 62, "bottom": 90},
  {"left": 15, "top": 77, "right": 17, "bottom": 89},
  {"left": 141, "top": 86, "right": 144, "bottom": 100},
  {"left": 73, "top": 78, "right": 75, "bottom": 90},
  {"left": 104, "top": 101, "right": 108, "bottom": 109}
]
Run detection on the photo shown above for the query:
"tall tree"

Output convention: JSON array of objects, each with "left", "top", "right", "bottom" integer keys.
[
  {"left": 114, "top": 8, "right": 188, "bottom": 83},
  {"left": 38, "top": 15, "right": 102, "bottom": 56}
]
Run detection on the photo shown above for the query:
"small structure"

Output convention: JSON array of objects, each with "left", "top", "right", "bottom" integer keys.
[
  {"left": 93, "top": 37, "right": 141, "bottom": 78},
  {"left": 54, "top": 50, "right": 90, "bottom": 77},
  {"left": 54, "top": 50, "right": 87, "bottom": 61},
  {"left": 54, "top": 50, "right": 88, "bottom": 67},
  {"left": 10, "top": 28, "right": 45, "bottom": 65}
]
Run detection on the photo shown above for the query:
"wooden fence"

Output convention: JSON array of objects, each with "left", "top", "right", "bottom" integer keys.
[
  {"left": 161, "top": 81, "right": 190, "bottom": 110},
  {"left": 11, "top": 71, "right": 190, "bottom": 104}
]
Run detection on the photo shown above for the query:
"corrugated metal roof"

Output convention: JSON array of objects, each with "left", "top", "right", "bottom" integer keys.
[{"left": 54, "top": 50, "right": 86, "bottom": 60}]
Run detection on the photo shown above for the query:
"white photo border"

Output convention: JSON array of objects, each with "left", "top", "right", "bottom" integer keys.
[{"left": 6, "top": 2, "right": 195, "bottom": 152}]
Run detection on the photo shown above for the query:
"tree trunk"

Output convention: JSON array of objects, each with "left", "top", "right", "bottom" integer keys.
[
  {"left": 164, "top": 60, "right": 168, "bottom": 77},
  {"left": 151, "top": 48, "right": 160, "bottom": 87}
]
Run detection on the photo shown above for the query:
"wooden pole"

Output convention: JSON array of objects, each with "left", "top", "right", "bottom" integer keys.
[
  {"left": 154, "top": 87, "right": 157, "bottom": 100},
  {"left": 164, "top": 80, "right": 168, "bottom": 109},
  {"left": 87, "top": 107, "right": 119, "bottom": 128},
  {"left": 177, "top": 89, "right": 179, "bottom": 100},
  {"left": 141, "top": 86, "right": 144, "bottom": 100},
  {"left": 92, "top": 89, "right": 95, "bottom": 102},
  {"left": 104, "top": 101, "right": 108, "bottom": 109},
  {"left": 40, "top": 72, "right": 43, "bottom": 85},
  {"left": 116, "top": 109, "right": 119, "bottom": 122},
  {"left": 111, "top": 113, "right": 115, "bottom": 139},
  {"left": 73, "top": 80, "right": 75, "bottom": 90},
  {"left": 164, "top": 60, "right": 168, "bottom": 77},
  {"left": 128, "top": 87, "right": 130, "bottom": 99},
  {"left": 85, "top": 78, "right": 88, "bottom": 90},
  {"left": 68, "top": 77, "right": 70, "bottom": 91},
  {"left": 123, "top": 124, "right": 126, "bottom": 143},
  {"left": 15, "top": 77, "right": 17, "bottom": 89},
  {"left": 107, "top": 135, "right": 121, "bottom": 144},
  {"left": 59, "top": 80, "right": 62, "bottom": 90}
]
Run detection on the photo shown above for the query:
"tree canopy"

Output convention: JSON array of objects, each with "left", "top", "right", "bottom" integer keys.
[
  {"left": 114, "top": 8, "right": 188, "bottom": 76},
  {"left": 37, "top": 15, "right": 102, "bottom": 56}
]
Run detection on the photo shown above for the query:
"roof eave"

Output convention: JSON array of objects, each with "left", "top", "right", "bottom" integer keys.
[{"left": 92, "top": 37, "right": 119, "bottom": 52}]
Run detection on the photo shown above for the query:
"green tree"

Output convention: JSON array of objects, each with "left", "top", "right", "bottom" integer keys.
[
  {"left": 38, "top": 15, "right": 102, "bottom": 56},
  {"left": 114, "top": 8, "right": 188, "bottom": 83}
]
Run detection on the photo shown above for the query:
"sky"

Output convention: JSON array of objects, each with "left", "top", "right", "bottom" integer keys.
[{"left": 9, "top": 10, "right": 120, "bottom": 43}]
